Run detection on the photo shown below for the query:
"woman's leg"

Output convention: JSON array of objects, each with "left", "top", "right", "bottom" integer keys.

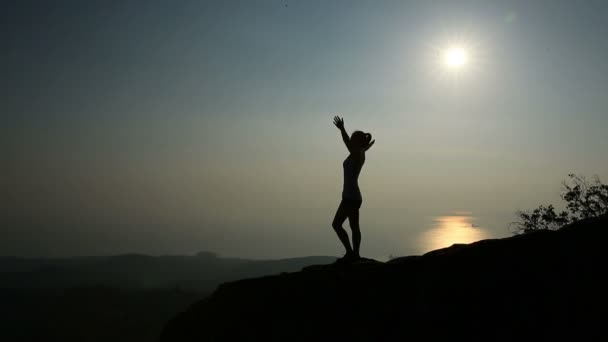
[
  {"left": 332, "top": 201, "right": 353, "bottom": 255},
  {"left": 348, "top": 209, "right": 361, "bottom": 257}
]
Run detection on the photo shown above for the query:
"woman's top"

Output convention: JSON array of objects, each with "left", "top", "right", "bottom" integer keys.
[{"left": 342, "top": 152, "right": 365, "bottom": 200}]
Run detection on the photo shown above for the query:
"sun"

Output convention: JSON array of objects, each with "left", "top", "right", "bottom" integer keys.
[
  {"left": 429, "top": 38, "right": 479, "bottom": 80},
  {"left": 443, "top": 47, "right": 467, "bottom": 69}
]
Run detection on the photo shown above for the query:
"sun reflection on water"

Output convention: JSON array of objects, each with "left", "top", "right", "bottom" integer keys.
[{"left": 419, "top": 212, "right": 488, "bottom": 252}]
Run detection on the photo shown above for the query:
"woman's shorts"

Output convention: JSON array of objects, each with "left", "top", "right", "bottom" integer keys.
[{"left": 340, "top": 198, "right": 363, "bottom": 210}]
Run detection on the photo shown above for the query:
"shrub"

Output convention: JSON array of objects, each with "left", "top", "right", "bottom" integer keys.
[
  {"left": 562, "top": 174, "right": 608, "bottom": 220},
  {"left": 511, "top": 174, "right": 607, "bottom": 234}
]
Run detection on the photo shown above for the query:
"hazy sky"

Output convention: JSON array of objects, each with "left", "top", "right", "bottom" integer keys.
[{"left": 3, "top": 0, "right": 608, "bottom": 259}]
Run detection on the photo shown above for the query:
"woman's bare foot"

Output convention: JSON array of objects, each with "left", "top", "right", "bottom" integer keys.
[{"left": 336, "top": 251, "right": 359, "bottom": 263}]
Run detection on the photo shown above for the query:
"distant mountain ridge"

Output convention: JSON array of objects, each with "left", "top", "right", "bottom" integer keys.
[
  {"left": 161, "top": 216, "right": 608, "bottom": 341},
  {"left": 0, "top": 253, "right": 337, "bottom": 292}
]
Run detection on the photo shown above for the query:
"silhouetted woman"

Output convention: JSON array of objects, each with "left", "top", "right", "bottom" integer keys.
[{"left": 332, "top": 116, "right": 375, "bottom": 261}]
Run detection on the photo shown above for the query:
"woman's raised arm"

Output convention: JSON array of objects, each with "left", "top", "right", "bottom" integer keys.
[{"left": 333, "top": 116, "right": 351, "bottom": 151}]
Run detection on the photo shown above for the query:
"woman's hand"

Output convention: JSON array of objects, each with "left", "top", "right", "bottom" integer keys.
[{"left": 333, "top": 116, "right": 345, "bottom": 129}]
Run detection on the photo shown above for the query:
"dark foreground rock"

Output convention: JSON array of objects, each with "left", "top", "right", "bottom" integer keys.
[{"left": 161, "top": 216, "right": 608, "bottom": 341}]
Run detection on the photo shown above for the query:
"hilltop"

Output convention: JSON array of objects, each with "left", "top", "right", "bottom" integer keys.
[{"left": 161, "top": 216, "right": 608, "bottom": 341}]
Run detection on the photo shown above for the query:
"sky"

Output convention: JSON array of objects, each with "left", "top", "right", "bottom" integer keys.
[{"left": 2, "top": 0, "right": 608, "bottom": 259}]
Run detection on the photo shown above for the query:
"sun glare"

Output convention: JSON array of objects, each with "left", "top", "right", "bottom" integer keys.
[
  {"left": 444, "top": 47, "right": 467, "bottom": 69},
  {"left": 419, "top": 213, "right": 488, "bottom": 252}
]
